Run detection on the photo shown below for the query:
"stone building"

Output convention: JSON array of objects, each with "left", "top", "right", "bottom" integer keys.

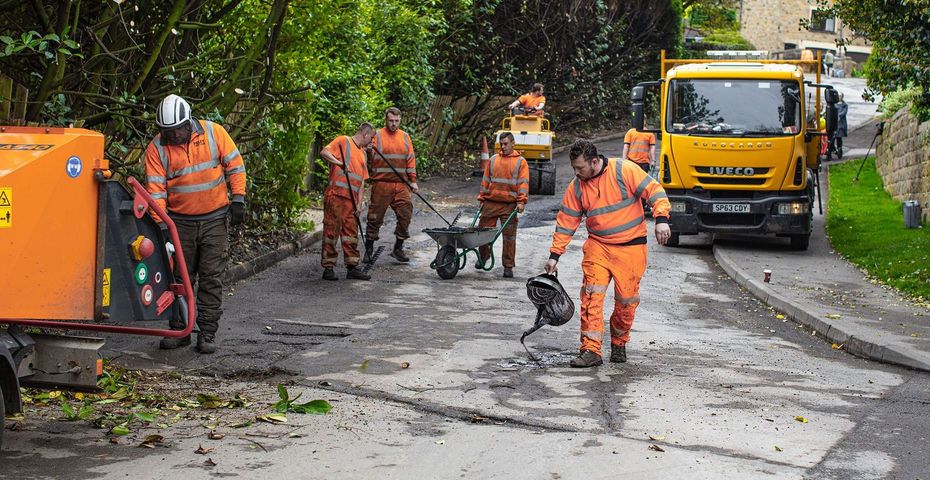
[{"left": 738, "top": 0, "right": 871, "bottom": 64}]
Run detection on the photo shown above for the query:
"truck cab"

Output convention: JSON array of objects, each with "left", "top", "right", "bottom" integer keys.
[{"left": 632, "top": 52, "right": 839, "bottom": 250}]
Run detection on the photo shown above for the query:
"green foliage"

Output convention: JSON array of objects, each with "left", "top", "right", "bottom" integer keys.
[
  {"left": 273, "top": 385, "right": 332, "bottom": 414},
  {"left": 827, "top": 159, "right": 930, "bottom": 301},
  {"left": 877, "top": 84, "right": 924, "bottom": 119},
  {"left": 686, "top": 1, "right": 739, "bottom": 31},
  {"left": 828, "top": 1, "right": 930, "bottom": 121}
]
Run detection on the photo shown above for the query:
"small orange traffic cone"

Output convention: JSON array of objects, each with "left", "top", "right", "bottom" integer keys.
[{"left": 472, "top": 136, "right": 490, "bottom": 177}]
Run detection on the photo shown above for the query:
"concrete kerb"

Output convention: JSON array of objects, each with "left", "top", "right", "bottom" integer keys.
[
  {"left": 713, "top": 246, "right": 930, "bottom": 373},
  {"left": 224, "top": 229, "right": 323, "bottom": 285}
]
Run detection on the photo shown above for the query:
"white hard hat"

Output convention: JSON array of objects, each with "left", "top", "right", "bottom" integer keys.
[{"left": 156, "top": 94, "right": 192, "bottom": 128}]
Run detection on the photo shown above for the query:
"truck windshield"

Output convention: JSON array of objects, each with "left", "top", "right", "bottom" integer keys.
[{"left": 667, "top": 79, "right": 801, "bottom": 136}]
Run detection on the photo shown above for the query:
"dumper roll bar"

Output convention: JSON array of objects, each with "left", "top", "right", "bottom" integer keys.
[{"left": 0, "top": 177, "right": 195, "bottom": 338}]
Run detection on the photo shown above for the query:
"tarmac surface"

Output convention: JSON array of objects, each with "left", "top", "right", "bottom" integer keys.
[{"left": 5, "top": 80, "right": 930, "bottom": 479}]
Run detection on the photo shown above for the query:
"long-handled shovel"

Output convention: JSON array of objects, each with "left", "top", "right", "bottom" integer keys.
[{"left": 339, "top": 143, "right": 384, "bottom": 269}]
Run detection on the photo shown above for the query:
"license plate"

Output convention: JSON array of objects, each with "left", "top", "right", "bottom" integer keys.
[{"left": 712, "top": 203, "right": 751, "bottom": 213}]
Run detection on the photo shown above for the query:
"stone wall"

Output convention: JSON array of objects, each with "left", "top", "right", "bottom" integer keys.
[{"left": 875, "top": 108, "right": 930, "bottom": 222}]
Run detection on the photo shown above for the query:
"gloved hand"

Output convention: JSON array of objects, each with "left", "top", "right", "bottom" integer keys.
[{"left": 230, "top": 201, "right": 246, "bottom": 226}]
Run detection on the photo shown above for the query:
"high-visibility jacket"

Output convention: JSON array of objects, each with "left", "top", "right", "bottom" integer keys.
[
  {"left": 145, "top": 119, "right": 246, "bottom": 222},
  {"left": 371, "top": 128, "right": 416, "bottom": 183},
  {"left": 624, "top": 128, "right": 655, "bottom": 164},
  {"left": 550, "top": 158, "right": 671, "bottom": 257},
  {"left": 477, "top": 150, "right": 529, "bottom": 204},
  {"left": 519, "top": 93, "right": 546, "bottom": 110},
  {"left": 323, "top": 135, "right": 369, "bottom": 203}
]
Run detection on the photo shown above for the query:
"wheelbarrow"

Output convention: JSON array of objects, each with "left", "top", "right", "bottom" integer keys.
[{"left": 423, "top": 206, "right": 518, "bottom": 280}]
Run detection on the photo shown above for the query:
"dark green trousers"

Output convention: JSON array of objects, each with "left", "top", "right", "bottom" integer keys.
[{"left": 171, "top": 217, "right": 228, "bottom": 335}]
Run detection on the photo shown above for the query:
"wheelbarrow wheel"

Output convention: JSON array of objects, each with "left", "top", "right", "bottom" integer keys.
[{"left": 436, "top": 245, "right": 459, "bottom": 280}]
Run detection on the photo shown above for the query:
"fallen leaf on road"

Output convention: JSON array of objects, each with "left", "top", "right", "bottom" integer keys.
[
  {"left": 648, "top": 444, "right": 665, "bottom": 452},
  {"left": 208, "top": 432, "right": 225, "bottom": 440},
  {"left": 470, "top": 415, "right": 488, "bottom": 423},
  {"left": 359, "top": 359, "right": 370, "bottom": 371},
  {"left": 794, "top": 416, "right": 809, "bottom": 423},
  {"left": 204, "top": 458, "right": 217, "bottom": 467},
  {"left": 257, "top": 413, "right": 287, "bottom": 424},
  {"left": 832, "top": 343, "right": 844, "bottom": 350},
  {"left": 231, "top": 420, "right": 253, "bottom": 428},
  {"left": 775, "top": 314, "right": 785, "bottom": 319},
  {"left": 139, "top": 434, "right": 164, "bottom": 448},
  {"left": 774, "top": 445, "right": 783, "bottom": 452},
  {"left": 435, "top": 440, "right": 446, "bottom": 445},
  {"left": 110, "top": 425, "right": 131, "bottom": 436},
  {"left": 195, "top": 444, "right": 214, "bottom": 455},
  {"left": 825, "top": 314, "right": 841, "bottom": 319},
  {"left": 647, "top": 435, "right": 666, "bottom": 441},
  {"left": 401, "top": 362, "right": 410, "bottom": 369}
]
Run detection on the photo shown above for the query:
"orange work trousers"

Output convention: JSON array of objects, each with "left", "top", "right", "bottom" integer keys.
[
  {"left": 478, "top": 200, "right": 519, "bottom": 268},
  {"left": 366, "top": 181, "right": 413, "bottom": 241},
  {"left": 321, "top": 192, "right": 360, "bottom": 268},
  {"left": 579, "top": 239, "right": 648, "bottom": 354}
]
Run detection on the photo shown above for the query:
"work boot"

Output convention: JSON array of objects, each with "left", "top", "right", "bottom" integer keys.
[
  {"left": 197, "top": 333, "right": 217, "bottom": 354},
  {"left": 570, "top": 350, "right": 603, "bottom": 368},
  {"left": 346, "top": 267, "right": 371, "bottom": 281},
  {"left": 389, "top": 239, "right": 409, "bottom": 263},
  {"left": 503, "top": 268, "right": 514, "bottom": 278},
  {"left": 159, "top": 334, "right": 191, "bottom": 350},
  {"left": 363, "top": 240, "right": 375, "bottom": 263},
  {"left": 322, "top": 267, "right": 337, "bottom": 281},
  {"left": 610, "top": 346, "right": 627, "bottom": 363}
]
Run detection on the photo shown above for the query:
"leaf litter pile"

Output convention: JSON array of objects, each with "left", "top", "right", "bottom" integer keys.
[{"left": 11, "top": 362, "right": 332, "bottom": 452}]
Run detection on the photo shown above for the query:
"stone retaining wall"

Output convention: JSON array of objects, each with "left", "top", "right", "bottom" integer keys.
[{"left": 875, "top": 107, "right": 930, "bottom": 222}]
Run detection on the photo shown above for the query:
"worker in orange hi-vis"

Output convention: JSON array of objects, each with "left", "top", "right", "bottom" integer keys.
[
  {"left": 622, "top": 127, "right": 656, "bottom": 173},
  {"left": 477, "top": 132, "right": 529, "bottom": 278},
  {"left": 544, "top": 139, "right": 671, "bottom": 368},
  {"left": 145, "top": 94, "right": 247, "bottom": 355},
  {"left": 319, "top": 123, "right": 374, "bottom": 281},
  {"left": 507, "top": 83, "right": 546, "bottom": 116},
  {"left": 365, "top": 107, "right": 418, "bottom": 264}
]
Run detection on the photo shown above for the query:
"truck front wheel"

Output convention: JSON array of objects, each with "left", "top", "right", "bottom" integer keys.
[{"left": 790, "top": 234, "right": 810, "bottom": 251}]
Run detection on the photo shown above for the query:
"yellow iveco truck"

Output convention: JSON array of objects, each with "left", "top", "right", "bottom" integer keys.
[{"left": 631, "top": 51, "right": 838, "bottom": 250}]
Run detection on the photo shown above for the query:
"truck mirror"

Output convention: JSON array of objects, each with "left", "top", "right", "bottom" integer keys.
[
  {"left": 825, "top": 88, "right": 839, "bottom": 105},
  {"left": 632, "top": 103, "right": 645, "bottom": 130},
  {"left": 631, "top": 86, "right": 645, "bottom": 102},
  {"left": 826, "top": 104, "right": 838, "bottom": 135}
]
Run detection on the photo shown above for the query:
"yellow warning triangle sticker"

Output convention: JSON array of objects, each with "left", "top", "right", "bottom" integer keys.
[
  {"left": 102, "top": 269, "right": 110, "bottom": 286},
  {"left": 0, "top": 191, "right": 9, "bottom": 206}
]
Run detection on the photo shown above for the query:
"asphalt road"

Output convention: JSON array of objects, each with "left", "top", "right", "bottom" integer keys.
[{"left": 4, "top": 138, "right": 930, "bottom": 479}]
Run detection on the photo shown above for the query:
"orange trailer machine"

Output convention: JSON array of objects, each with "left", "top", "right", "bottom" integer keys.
[{"left": 0, "top": 126, "right": 194, "bottom": 448}]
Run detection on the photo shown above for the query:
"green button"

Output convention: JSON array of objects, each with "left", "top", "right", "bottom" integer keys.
[{"left": 135, "top": 263, "right": 148, "bottom": 285}]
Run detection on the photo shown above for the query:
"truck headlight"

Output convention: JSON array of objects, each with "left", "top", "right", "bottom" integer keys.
[
  {"left": 777, "top": 202, "right": 809, "bottom": 215},
  {"left": 670, "top": 201, "right": 688, "bottom": 213}
]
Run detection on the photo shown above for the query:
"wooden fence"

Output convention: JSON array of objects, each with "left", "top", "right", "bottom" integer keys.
[{"left": 0, "top": 73, "right": 28, "bottom": 122}]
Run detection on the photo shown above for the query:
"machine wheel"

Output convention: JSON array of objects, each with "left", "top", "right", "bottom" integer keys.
[
  {"left": 665, "top": 232, "right": 680, "bottom": 247},
  {"left": 789, "top": 234, "right": 810, "bottom": 251},
  {"left": 529, "top": 162, "right": 556, "bottom": 196},
  {"left": 1, "top": 380, "right": 5, "bottom": 451},
  {"left": 436, "top": 245, "right": 459, "bottom": 280},
  {"left": 539, "top": 163, "right": 556, "bottom": 195}
]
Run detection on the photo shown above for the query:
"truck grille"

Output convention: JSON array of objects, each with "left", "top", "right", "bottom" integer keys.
[
  {"left": 697, "top": 177, "right": 766, "bottom": 185},
  {"left": 699, "top": 213, "right": 766, "bottom": 227}
]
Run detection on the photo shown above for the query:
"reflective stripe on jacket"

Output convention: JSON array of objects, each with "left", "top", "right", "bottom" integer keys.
[
  {"left": 144, "top": 119, "right": 246, "bottom": 222},
  {"left": 323, "top": 135, "right": 369, "bottom": 203},
  {"left": 477, "top": 151, "right": 529, "bottom": 204},
  {"left": 550, "top": 158, "right": 671, "bottom": 255},
  {"left": 624, "top": 128, "right": 655, "bottom": 164},
  {"left": 371, "top": 128, "right": 417, "bottom": 183}
]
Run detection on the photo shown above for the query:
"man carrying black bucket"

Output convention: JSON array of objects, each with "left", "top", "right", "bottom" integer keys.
[{"left": 544, "top": 140, "right": 671, "bottom": 367}]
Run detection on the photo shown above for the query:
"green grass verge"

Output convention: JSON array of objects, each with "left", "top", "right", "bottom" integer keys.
[{"left": 827, "top": 158, "right": 930, "bottom": 302}]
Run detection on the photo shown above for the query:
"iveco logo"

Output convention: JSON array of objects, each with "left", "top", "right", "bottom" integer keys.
[{"left": 711, "top": 167, "right": 755, "bottom": 176}]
